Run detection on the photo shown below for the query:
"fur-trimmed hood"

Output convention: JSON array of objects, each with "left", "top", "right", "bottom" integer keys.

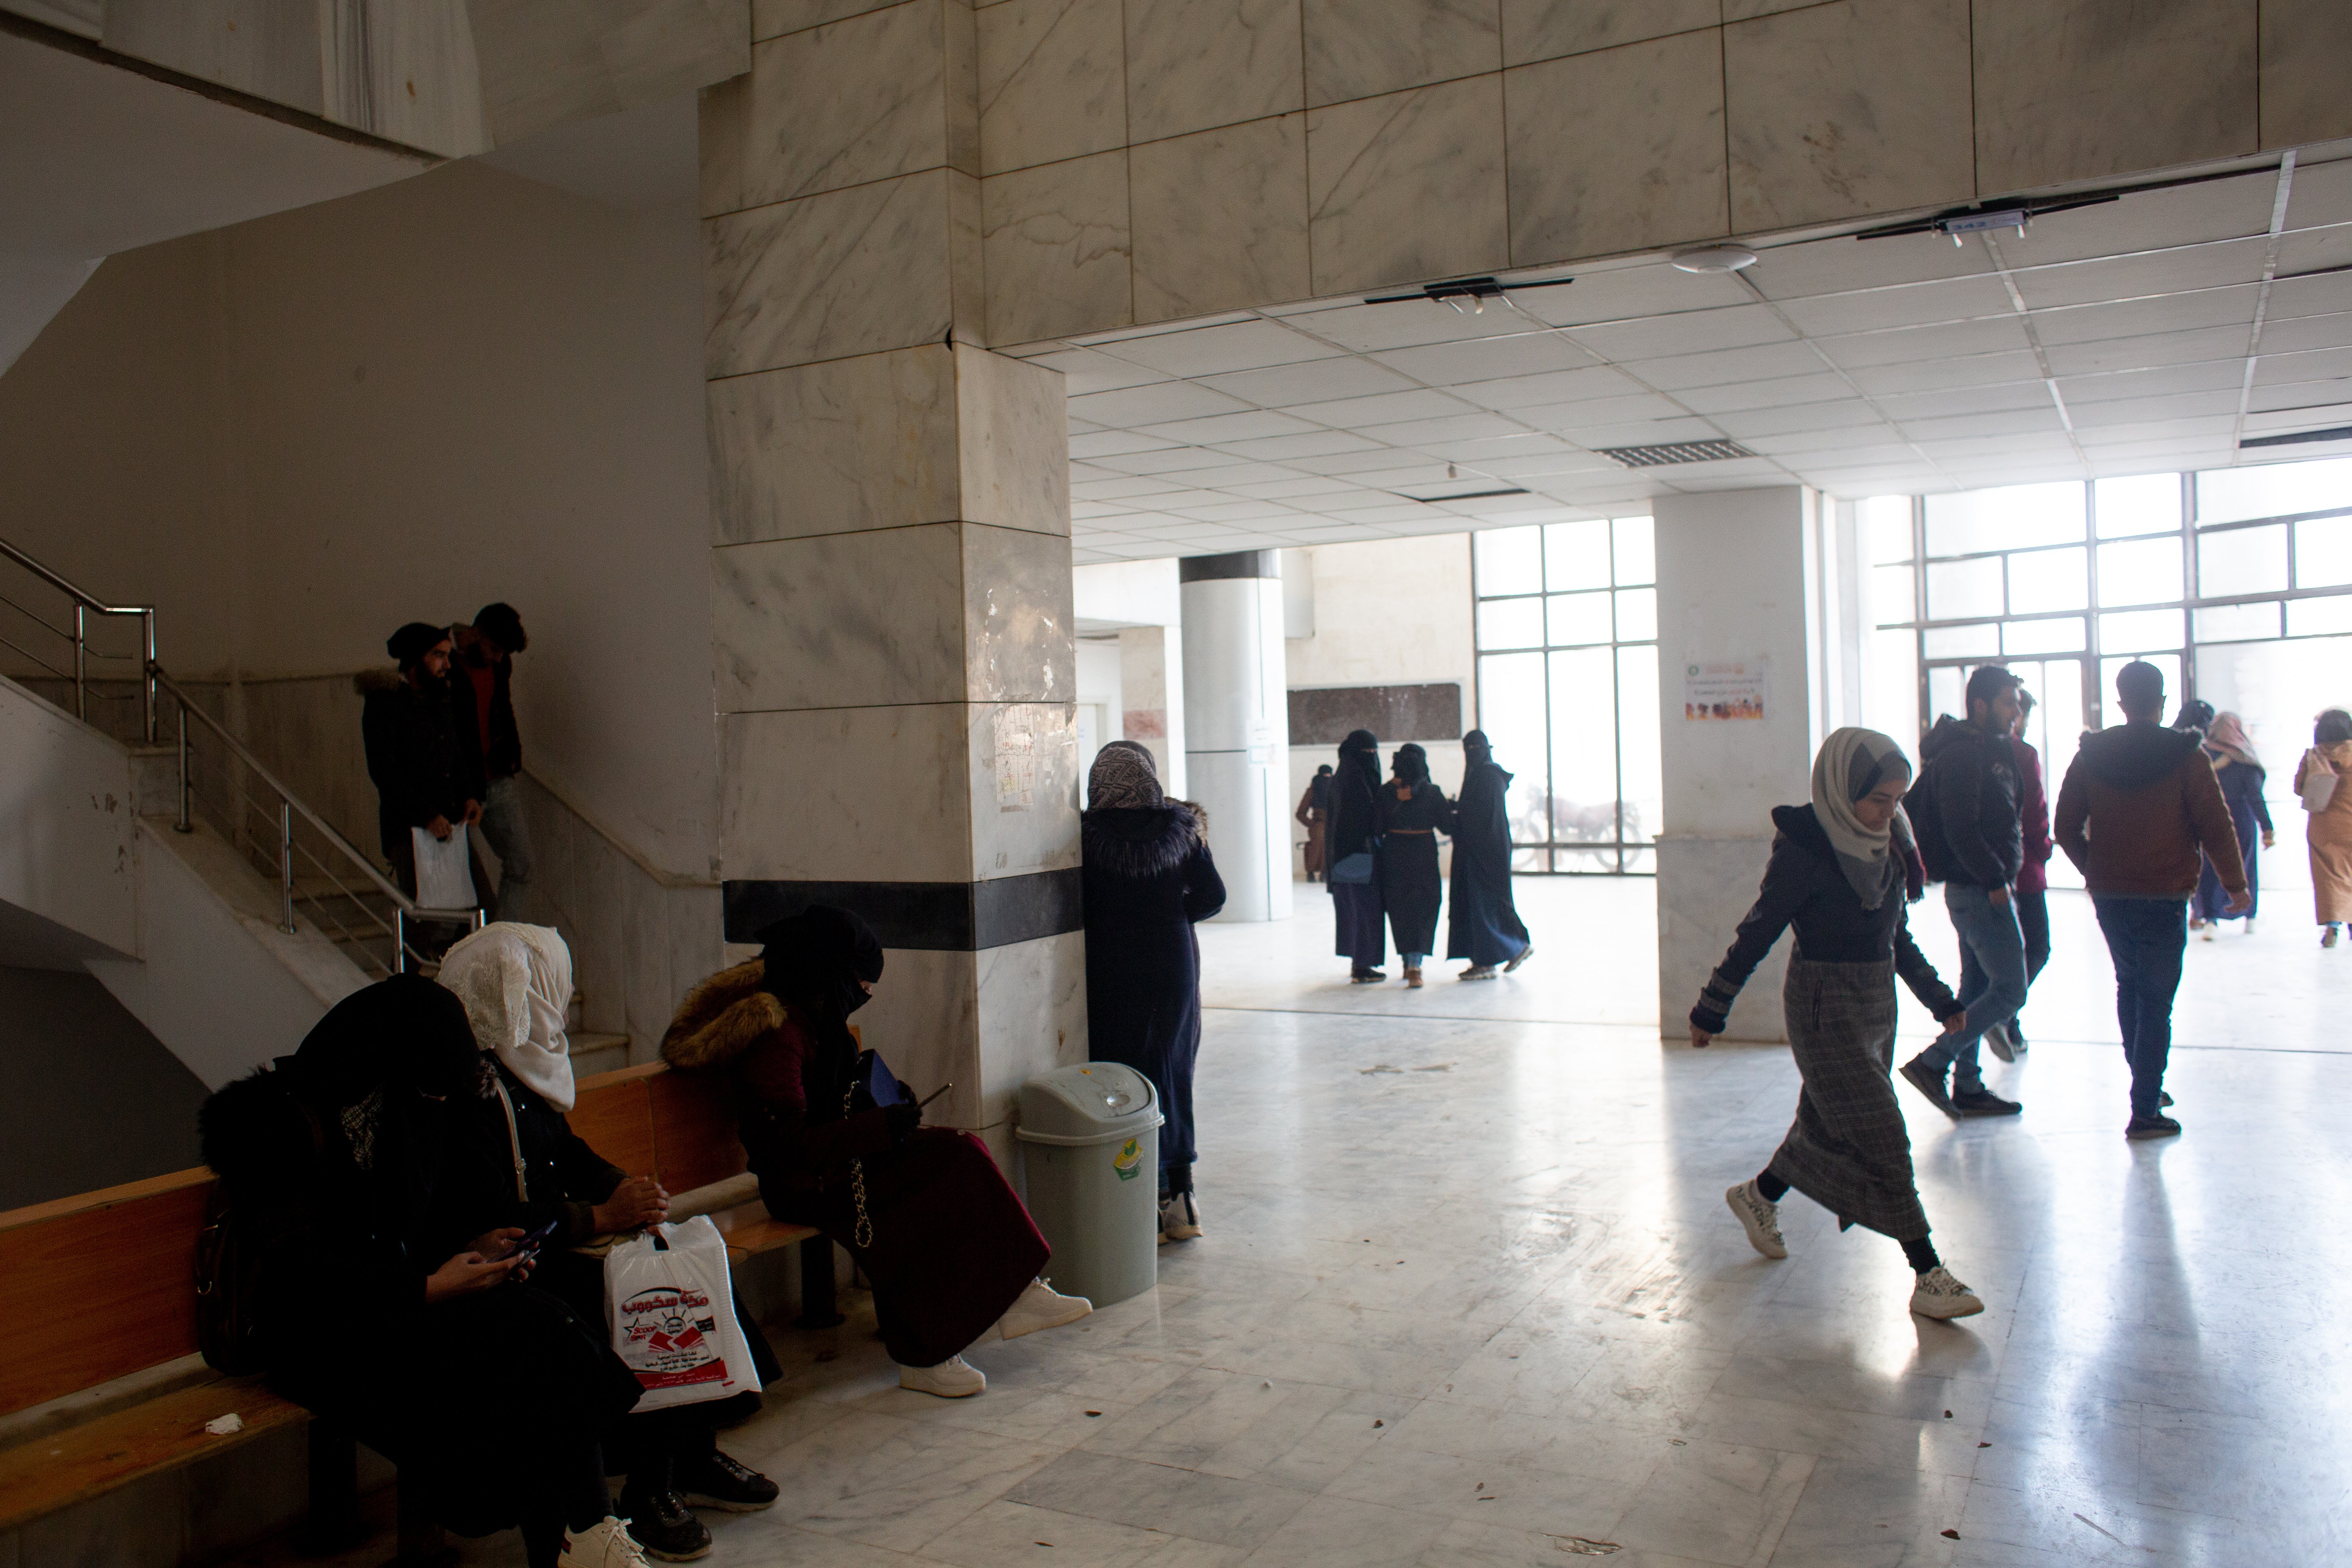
[
  {"left": 199, "top": 1067, "right": 313, "bottom": 1183},
  {"left": 660, "top": 958, "right": 788, "bottom": 1071},
  {"left": 353, "top": 667, "right": 403, "bottom": 697},
  {"left": 1082, "top": 800, "right": 1204, "bottom": 878}
]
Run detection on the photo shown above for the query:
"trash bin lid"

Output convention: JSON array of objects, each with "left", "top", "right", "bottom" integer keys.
[{"left": 1015, "top": 1062, "right": 1164, "bottom": 1145}]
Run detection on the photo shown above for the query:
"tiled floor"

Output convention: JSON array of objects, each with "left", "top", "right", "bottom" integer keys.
[{"left": 249, "top": 879, "right": 2350, "bottom": 1566}]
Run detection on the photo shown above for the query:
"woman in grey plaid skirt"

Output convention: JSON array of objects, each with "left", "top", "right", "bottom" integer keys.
[{"left": 1688, "top": 728, "right": 1987, "bottom": 1321}]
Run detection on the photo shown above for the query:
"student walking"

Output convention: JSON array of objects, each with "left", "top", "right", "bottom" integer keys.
[
  {"left": 1991, "top": 689, "right": 2054, "bottom": 1058},
  {"left": 2054, "top": 662, "right": 2249, "bottom": 1138},
  {"left": 1900, "top": 666, "right": 2027, "bottom": 1119},
  {"left": 1691, "top": 728, "right": 1984, "bottom": 1321},
  {"left": 2294, "top": 709, "right": 2352, "bottom": 947},
  {"left": 1379, "top": 743, "right": 1450, "bottom": 988},
  {"left": 1448, "top": 728, "right": 1533, "bottom": 979},
  {"left": 1295, "top": 764, "right": 1332, "bottom": 880},
  {"left": 450, "top": 604, "right": 533, "bottom": 922},
  {"left": 360, "top": 622, "right": 482, "bottom": 902},
  {"left": 1329, "top": 730, "right": 1388, "bottom": 982},
  {"left": 2193, "top": 711, "right": 2272, "bottom": 937}
]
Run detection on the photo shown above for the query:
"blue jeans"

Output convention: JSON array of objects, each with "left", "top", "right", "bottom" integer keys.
[
  {"left": 477, "top": 774, "right": 534, "bottom": 923},
  {"left": 2092, "top": 896, "right": 2187, "bottom": 1119},
  {"left": 1915, "top": 883, "right": 2028, "bottom": 1094}
]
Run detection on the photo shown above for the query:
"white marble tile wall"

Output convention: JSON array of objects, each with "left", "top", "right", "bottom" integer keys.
[
  {"left": 1302, "top": 0, "right": 1500, "bottom": 109},
  {"left": 976, "top": 927, "right": 1090, "bottom": 1140},
  {"left": 742, "top": 0, "right": 969, "bottom": 205},
  {"left": 1305, "top": 76, "right": 1507, "bottom": 297},
  {"left": 720, "top": 705, "right": 977, "bottom": 882},
  {"left": 1130, "top": 114, "right": 1311, "bottom": 323},
  {"left": 1723, "top": 0, "right": 1974, "bottom": 233},
  {"left": 1500, "top": 0, "right": 1715, "bottom": 66},
  {"left": 753, "top": 0, "right": 898, "bottom": 39},
  {"left": 1123, "top": 0, "right": 1304, "bottom": 144},
  {"left": 981, "top": 149, "right": 1134, "bottom": 343},
  {"left": 469, "top": 0, "right": 747, "bottom": 146},
  {"left": 954, "top": 343, "right": 1074, "bottom": 537},
  {"left": 1970, "top": 0, "right": 2258, "bottom": 193},
  {"left": 965, "top": 523, "right": 1081, "bottom": 702},
  {"left": 1657, "top": 833, "right": 1783, "bottom": 1040},
  {"left": 2260, "top": 0, "right": 2352, "bottom": 149},
  {"left": 1506, "top": 29, "right": 1726, "bottom": 265},
  {"left": 962, "top": 699, "right": 1086, "bottom": 877},
  {"left": 977, "top": 0, "right": 1127, "bottom": 175}
]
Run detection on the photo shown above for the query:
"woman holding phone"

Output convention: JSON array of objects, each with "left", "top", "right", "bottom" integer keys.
[{"left": 1688, "top": 728, "right": 1987, "bottom": 1322}]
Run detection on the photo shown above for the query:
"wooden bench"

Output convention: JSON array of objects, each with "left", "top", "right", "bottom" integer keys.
[{"left": 0, "top": 1058, "right": 823, "bottom": 1548}]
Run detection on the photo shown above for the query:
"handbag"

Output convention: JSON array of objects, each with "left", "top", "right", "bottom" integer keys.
[
  {"left": 2300, "top": 748, "right": 2338, "bottom": 813},
  {"left": 1327, "top": 851, "right": 1375, "bottom": 885},
  {"left": 604, "top": 1216, "right": 759, "bottom": 1411}
]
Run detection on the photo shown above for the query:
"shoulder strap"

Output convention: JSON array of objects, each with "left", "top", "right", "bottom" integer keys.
[{"left": 491, "top": 1076, "right": 529, "bottom": 1202}]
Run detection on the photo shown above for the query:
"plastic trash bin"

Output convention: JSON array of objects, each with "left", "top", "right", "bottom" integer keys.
[{"left": 1015, "top": 1062, "right": 1165, "bottom": 1307}]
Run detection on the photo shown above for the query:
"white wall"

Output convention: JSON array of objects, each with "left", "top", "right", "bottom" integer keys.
[{"left": 0, "top": 156, "right": 719, "bottom": 879}]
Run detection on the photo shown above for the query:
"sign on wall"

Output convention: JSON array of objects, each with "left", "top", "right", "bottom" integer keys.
[{"left": 1684, "top": 660, "right": 1768, "bottom": 721}]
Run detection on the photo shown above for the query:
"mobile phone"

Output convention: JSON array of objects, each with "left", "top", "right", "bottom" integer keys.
[
  {"left": 504, "top": 1219, "right": 561, "bottom": 1261},
  {"left": 916, "top": 1082, "right": 952, "bottom": 1110}
]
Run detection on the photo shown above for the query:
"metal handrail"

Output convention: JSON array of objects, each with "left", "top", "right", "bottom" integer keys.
[
  {"left": 151, "top": 663, "right": 481, "bottom": 968},
  {"left": 0, "top": 535, "right": 156, "bottom": 740}
]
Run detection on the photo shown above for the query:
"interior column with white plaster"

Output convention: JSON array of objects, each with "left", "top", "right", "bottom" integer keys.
[
  {"left": 1179, "top": 552, "right": 1292, "bottom": 923},
  {"left": 1655, "top": 486, "right": 1862, "bottom": 1041}
]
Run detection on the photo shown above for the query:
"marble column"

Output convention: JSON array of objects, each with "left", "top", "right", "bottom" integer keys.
[
  {"left": 1116, "top": 624, "right": 1186, "bottom": 797},
  {"left": 1654, "top": 487, "right": 1856, "bottom": 1041},
  {"left": 1179, "top": 552, "right": 1292, "bottom": 923},
  {"left": 701, "top": 8, "right": 1083, "bottom": 1166}
]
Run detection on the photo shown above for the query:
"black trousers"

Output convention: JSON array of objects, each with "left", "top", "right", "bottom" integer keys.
[{"left": 2015, "top": 888, "right": 2051, "bottom": 986}]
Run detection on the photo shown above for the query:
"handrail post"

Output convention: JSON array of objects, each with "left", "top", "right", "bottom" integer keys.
[
  {"left": 141, "top": 621, "right": 157, "bottom": 744},
  {"left": 280, "top": 803, "right": 296, "bottom": 934},
  {"left": 394, "top": 906, "right": 410, "bottom": 975},
  {"left": 73, "top": 603, "right": 86, "bottom": 722},
  {"left": 176, "top": 700, "right": 192, "bottom": 833}
]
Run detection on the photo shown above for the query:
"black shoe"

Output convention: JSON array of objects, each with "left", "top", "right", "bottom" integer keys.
[
  {"left": 619, "top": 1490, "right": 712, "bottom": 1561},
  {"left": 1985, "top": 1023, "right": 2016, "bottom": 1064},
  {"left": 1899, "top": 1058, "right": 1958, "bottom": 1117},
  {"left": 2160, "top": 1090, "right": 2174, "bottom": 1108},
  {"left": 1350, "top": 968, "right": 1386, "bottom": 983},
  {"left": 2126, "top": 1114, "right": 2183, "bottom": 1140},
  {"left": 1951, "top": 1087, "right": 2024, "bottom": 1117},
  {"left": 676, "top": 1450, "right": 779, "bottom": 1512}
]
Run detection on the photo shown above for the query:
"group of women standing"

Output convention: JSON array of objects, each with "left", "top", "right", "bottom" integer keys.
[{"left": 1327, "top": 728, "right": 1534, "bottom": 987}]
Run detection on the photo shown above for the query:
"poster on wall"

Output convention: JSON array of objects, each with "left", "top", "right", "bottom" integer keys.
[{"left": 1684, "top": 659, "right": 1768, "bottom": 721}]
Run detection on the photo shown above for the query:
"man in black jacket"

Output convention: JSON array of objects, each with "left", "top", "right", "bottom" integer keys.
[
  {"left": 449, "top": 603, "right": 530, "bottom": 922},
  {"left": 1901, "top": 664, "right": 2028, "bottom": 1118},
  {"left": 361, "top": 623, "right": 482, "bottom": 900}
]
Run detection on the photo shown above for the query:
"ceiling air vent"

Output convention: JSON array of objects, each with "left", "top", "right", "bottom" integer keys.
[{"left": 1598, "top": 439, "right": 1756, "bottom": 468}]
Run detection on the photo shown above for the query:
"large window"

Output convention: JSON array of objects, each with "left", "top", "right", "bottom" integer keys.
[
  {"left": 1471, "top": 517, "right": 1659, "bottom": 874},
  {"left": 1868, "top": 456, "right": 2352, "bottom": 892}
]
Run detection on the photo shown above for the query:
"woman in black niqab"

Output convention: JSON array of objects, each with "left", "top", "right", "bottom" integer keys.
[
  {"left": 1448, "top": 729, "right": 1534, "bottom": 976},
  {"left": 757, "top": 904, "right": 885, "bottom": 1122},
  {"left": 1329, "top": 729, "right": 1389, "bottom": 980},
  {"left": 1378, "top": 743, "right": 1452, "bottom": 986}
]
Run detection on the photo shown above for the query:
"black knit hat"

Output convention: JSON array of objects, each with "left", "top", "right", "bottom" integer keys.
[{"left": 386, "top": 622, "right": 446, "bottom": 672}]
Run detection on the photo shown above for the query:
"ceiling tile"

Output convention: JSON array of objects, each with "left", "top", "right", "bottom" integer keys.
[
  {"left": 2283, "top": 154, "right": 2352, "bottom": 231},
  {"left": 1448, "top": 363, "right": 1649, "bottom": 410},
  {"left": 2029, "top": 286, "right": 2259, "bottom": 347},
  {"left": 2040, "top": 323, "right": 2250, "bottom": 378},
  {"left": 1169, "top": 500, "right": 1311, "bottom": 522},
  {"left": 1212, "top": 430, "right": 1388, "bottom": 461},
  {"left": 1511, "top": 392, "right": 1692, "bottom": 428},
  {"left": 2054, "top": 359, "right": 2249, "bottom": 403},
  {"left": 1423, "top": 432, "right": 1583, "bottom": 463},
  {"left": 1673, "top": 372, "right": 1857, "bottom": 414},
  {"left": 1068, "top": 381, "right": 1250, "bottom": 426},
  {"left": 2266, "top": 270, "right": 2352, "bottom": 323},
  {"left": 1067, "top": 430, "right": 1183, "bottom": 459},
  {"left": 1996, "top": 171, "right": 2280, "bottom": 267},
  {"left": 1021, "top": 347, "right": 1174, "bottom": 394},
  {"left": 2258, "top": 311, "right": 2352, "bottom": 357},
  {"left": 1899, "top": 407, "right": 2068, "bottom": 441},
  {"left": 1287, "top": 388, "right": 1479, "bottom": 428},
  {"left": 2066, "top": 390, "right": 2246, "bottom": 428},
  {"left": 1773, "top": 274, "right": 2018, "bottom": 336},
  {"left": 1280, "top": 298, "right": 1544, "bottom": 352},
  {"left": 1282, "top": 447, "right": 1425, "bottom": 475},
  {"left": 1742, "top": 425, "right": 1911, "bottom": 455},
  {"left": 1138, "top": 461, "right": 1309, "bottom": 487},
  {"left": 1621, "top": 340, "right": 1826, "bottom": 389},
  {"left": 2273, "top": 226, "right": 2352, "bottom": 278},
  {"left": 1471, "top": 448, "right": 1624, "bottom": 478},
  {"left": 1710, "top": 399, "right": 1883, "bottom": 439},
  {"left": 1507, "top": 265, "right": 1753, "bottom": 324},
  {"left": 1747, "top": 231, "right": 1996, "bottom": 301},
  {"left": 1846, "top": 351, "right": 2046, "bottom": 394},
  {"left": 1814, "top": 316, "right": 2034, "bottom": 370},
  {"left": 2009, "top": 237, "right": 2273, "bottom": 310},
  {"left": 1568, "top": 303, "right": 1798, "bottom": 361},
  {"left": 1350, "top": 412, "right": 1527, "bottom": 448},
  {"left": 1660, "top": 459, "right": 1801, "bottom": 490},
  {"left": 1197, "top": 358, "right": 1419, "bottom": 407},
  {"left": 1225, "top": 475, "right": 1379, "bottom": 499},
  {"left": 1069, "top": 500, "right": 1137, "bottom": 519},
  {"left": 1762, "top": 442, "right": 1926, "bottom": 468},
  {"left": 2252, "top": 345, "right": 2352, "bottom": 385},
  {"left": 1071, "top": 475, "right": 1192, "bottom": 499},
  {"left": 1545, "top": 415, "right": 1726, "bottom": 448},
  {"left": 2247, "top": 376, "right": 2352, "bottom": 414},
  {"left": 1369, "top": 332, "right": 1597, "bottom": 386},
  {"left": 2241, "top": 401, "right": 2352, "bottom": 434},
  {"left": 1871, "top": 381, "right": 2054, "bottom": 419},
  {"left": 1094, "top": 319, "right": 1341, "bottom": 377},
  {"left": 1136, "top": 410, "right": 1325, "bottom": 443},
  {"left": 1348, "top": 463, "right": 1458, "bottom": 489},
  {"left": 1089, "top": 446, "right": 1251, "bottom": 475},
  {"left": 1327, "top": 503, "right": 1452, "bottom": 524}
]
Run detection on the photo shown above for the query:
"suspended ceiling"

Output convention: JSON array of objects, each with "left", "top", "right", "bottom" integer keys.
[{"left": 1004, "top": 155, "right": 2352, "bottom": 565}]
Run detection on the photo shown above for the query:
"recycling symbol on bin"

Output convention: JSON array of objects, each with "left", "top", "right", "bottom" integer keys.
[{"left": 1112, "top": 1137, "right": 1143, "bottom": 1180}]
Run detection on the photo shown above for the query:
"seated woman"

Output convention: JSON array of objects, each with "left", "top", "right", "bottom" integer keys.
[
  {"left": 662, "top": 906, "right": 1091, "bottom": 1398},
  {"left": 439, "top": 923, "right": 779, "bottom": 1564},
  {"left": 200, "top": 976, "right": 652, "bottom": 1568}
]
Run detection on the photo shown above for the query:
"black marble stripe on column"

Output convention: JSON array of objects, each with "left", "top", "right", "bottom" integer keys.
[{"left": 722, "top": 869, "right": 1083, "bottom": 951}]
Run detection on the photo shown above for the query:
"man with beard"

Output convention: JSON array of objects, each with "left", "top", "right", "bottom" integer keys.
[
  {"left": 361, "top": 621, "right": 483, "bottom": 900},
  {"left": 449, "top": 603, "right": 532, "bottom": 922}
]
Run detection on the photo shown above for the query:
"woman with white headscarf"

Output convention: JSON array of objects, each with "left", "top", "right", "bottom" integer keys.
[
  {"left": 439, "top": 923, "right": 780, "bottom": 1561},
  {"left": 1686, "top": 730, "right": 1987, "bottom": 1322}
]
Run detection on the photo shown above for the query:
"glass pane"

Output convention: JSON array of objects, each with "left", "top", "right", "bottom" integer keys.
[
  {"left": 1925, "top": 482, "right": 2085, "bottom": 556},
  {"left": 1862, "top": 627, "right": 1918, "bottom": 747},
  {"left": 1553, "top": 848, "right": 1617, "bottom": 873},
  {"left": 2194, "top": 602, "right": 2281, "bottom": 642},
  {"left": 1872, "top": 564, "right": 1916, "bottom": 626},
  {"left": 1621, "top": 847, "right": 1655, "bottom": 875},
  {"left": 2198, "top": 524, "right": 2288, "bottom": 598},
  {"left": 2192, "top": 635, "right": 2352, "bottom": 896},
  {"left": 2100, "top": 653, "right": 2181, "bottom": 719},
  {"left": 1927, "top": 664, "right": 1964, "bottom": 726},
  {"left": 2095, "top": 472, "right": 2183, "bottom": 537},
  {"left": 1477, "top": 596, "right": 1544, "bottom": 650},
  {"left": 1474, "top": 526, "right": 1543, "bottom": 595},
  {"left": 1614, "top": 587, "right": 1657, "bottom": 642},
  {"left": 1926, "top": 556, "right": 2004, "bottom": 619},
  {"left": 1610, "top": 515, "right": 1655, "bottom": 586},
  {"left": 1616, "top": 644, "right": 1659, "bottom": 844},
  {"left": 1546, "top": 590, "right": 1613, "bottom": 646},
  {"left": 2197, "top": 456, "right": 2352, "bottom": 525},
  {"left": 2005, "top": 616, "right": 2085, "bottom": 654},
  {"left": 1544, "top": 519, "right": 1611, "bottom": 591},
  {"left": 1479, "top": 652, "right": 1550, "bottom": 846},
  {"left": 2098, "top": 608, "right": 2185, "bottom": 654},
  {"left": 2008, "top": 546, "right": 2088, "bottom": 614},
  {"left": 1511, "top": 847, "right": 1545, "bottom": 871},
  {"left": 1861, "top": 495, "right": 1913, "bottom": 564},
  {"left": 2296, "top": 515, "right": 2352, "bottom": 588},
  {"left": 1548, "top": 647, "right": 1617, "bottom": 845},
  {"left": 2096, "top": 536, "right": 2183, "bottom": 606},
  {"left": 1923, "top": 624, "right": 2001, "bottom": 658},
  {"left": 2287, "top": 595, "right": 2352, "bottom": 637}
]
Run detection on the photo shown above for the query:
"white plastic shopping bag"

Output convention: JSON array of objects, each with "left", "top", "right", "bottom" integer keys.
[
  {"left": 603, "top": 1216, "right": 758, "bottom": 1411},
  {"left": 410, "top": 824, "right": 477, "bottom": 907}
]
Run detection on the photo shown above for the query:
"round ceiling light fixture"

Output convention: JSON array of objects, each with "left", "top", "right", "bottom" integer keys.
[{"left": 1670, "top": 244, "right": 1758, "bottom": 274}]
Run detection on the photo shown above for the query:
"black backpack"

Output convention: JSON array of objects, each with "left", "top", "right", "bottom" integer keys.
[
  {"left": 1904, "top": 766, "right": 1956, "bottom": 885},
  {"left": 195, "top": 1178, "right": 265, "bottom": 1375}
]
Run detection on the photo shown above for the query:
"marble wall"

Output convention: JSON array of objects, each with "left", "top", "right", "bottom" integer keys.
[{"left": 704, "top": 0, "right": 2338, "bottom": 343}]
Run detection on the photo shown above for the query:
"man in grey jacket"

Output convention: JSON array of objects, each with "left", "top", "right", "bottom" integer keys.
[{"left": 1901, "top": 664, "right": 2028, "bottom": 1118}]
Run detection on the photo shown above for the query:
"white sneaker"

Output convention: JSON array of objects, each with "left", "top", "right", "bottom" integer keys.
[
  {"left": 899, "top": 1354, "right": 987, "bottom": 1398},
  {"left": 2200, "top": 926, "right": 2215, "bottom": 942},
  {"left": 1459, "top": 964, "right": 1498, "bottom": 980},
  {"left": 1159, "top": 1192, "right": 1203, "bottom": 1241},
  {"left": 1724, "top": 1180, "right": 1786, "bottom": 1259},
  {"left": 998, "top": 1277, "right": 1093, "bottom": 1340},
  {"left": 559, "top": 1517, "right": 653, "bottom": 1568},
  {"left": 2243, "top": 918, "right": 2257, "bottom": 935},
  {"left": 1503, "top": 944, "right": 1534, "bottom": 973},
  {"left": 1909, "top": 1266, "right": 1985, "bottom": 1320}
]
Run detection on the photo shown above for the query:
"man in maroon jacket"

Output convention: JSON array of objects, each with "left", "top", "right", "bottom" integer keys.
[{"left": 2054, "top": 662, "right": 2248, "bottom": 1138}]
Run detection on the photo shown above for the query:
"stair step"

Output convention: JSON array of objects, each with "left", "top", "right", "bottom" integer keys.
[{"left": 568, "top": 1031, "right": 629, "bottom": 1078}]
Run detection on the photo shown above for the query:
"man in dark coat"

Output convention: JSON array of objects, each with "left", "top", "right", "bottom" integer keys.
[
  {"left": 449, "top": 603, "right": 531, "bottom": 922},
  {"left": 360, "top": 623, "right": 482, "bottom": 900},
  {"left": 1328, "top": 730, "right": 1388, "bottom": 982},
  {"left": 1448, "top": 729, "right": 1532, "bottom": 978}
]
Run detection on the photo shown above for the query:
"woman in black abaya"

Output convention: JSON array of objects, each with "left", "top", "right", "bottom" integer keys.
[
  {"left": 1379, "top": 743, "right": 1451, "bottom": 987},
  {"left": 1448, "top": 729, "right": 1533, "bottom": 978},
  {"left": 1329, "top": 729, "right": 1388, "bottom": 982}
]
